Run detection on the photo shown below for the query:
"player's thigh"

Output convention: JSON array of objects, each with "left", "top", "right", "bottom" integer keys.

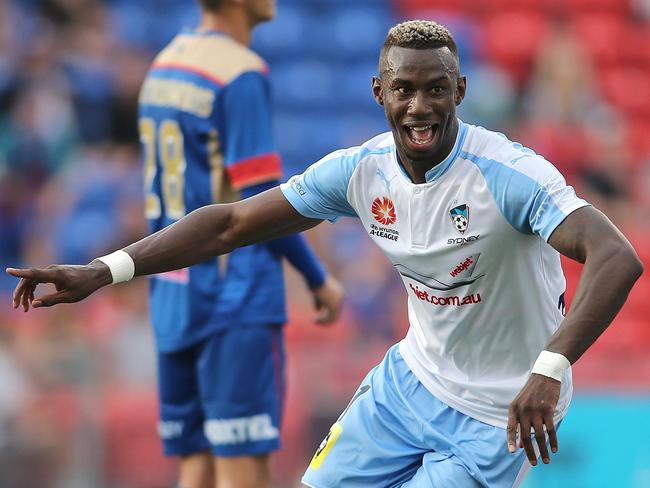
[
  {"left": 157, "top": 344, "right": 211, "bottom": 456},
  {"left": 303, "top": 346, "right": 426, "bottom": 488},
  {"left": 198, "top": 325, "right": 285, "bottom": 457},
  {"left": 399, "top": 451, "right": 482, "bottom": 488},
  {"left": 429, "top": 419, "right": 530, "bottom": 488}
]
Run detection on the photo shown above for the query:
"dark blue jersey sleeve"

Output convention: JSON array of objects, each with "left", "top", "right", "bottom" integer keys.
[{"left": 219, "top": 71, "right": 282, "bottom": 190}]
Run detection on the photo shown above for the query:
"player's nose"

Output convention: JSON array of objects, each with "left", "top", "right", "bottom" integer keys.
[{"left": 407, "top": 90, "right": 432, "bottom": 117}]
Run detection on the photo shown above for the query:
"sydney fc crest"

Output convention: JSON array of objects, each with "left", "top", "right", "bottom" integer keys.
[{"left": 449, "top": 204, "right": 470, "bottom": 234}]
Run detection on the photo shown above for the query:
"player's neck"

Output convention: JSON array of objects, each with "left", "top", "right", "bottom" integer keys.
[
  {"left": 396, "top": 120, "right": 459, "bottom": 184},
  {"left": 198, "top": 9, "right": 255, "bottom": 45}
]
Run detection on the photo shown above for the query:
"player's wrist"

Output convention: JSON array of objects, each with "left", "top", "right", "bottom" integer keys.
[
  {"left": 95, "top": 250, "right": 135, "bottom": 284},
  {"left": 531, "top": 350, "right": 571, "bottom": 382}
]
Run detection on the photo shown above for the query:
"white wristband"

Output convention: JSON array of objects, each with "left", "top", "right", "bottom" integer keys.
[
  {"left": 97, "top": 250, "right": 135, "bottom": 284},
  {"left": 531, "top": 350, "right": 571, "bottom": 382}
]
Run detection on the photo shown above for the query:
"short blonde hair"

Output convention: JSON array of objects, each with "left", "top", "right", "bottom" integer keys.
[{"left": 382, "top": 20, "right": 458, "bottom": 59}]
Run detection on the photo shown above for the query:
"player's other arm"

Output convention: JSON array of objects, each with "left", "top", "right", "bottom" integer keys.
[
  {"left": 507, "top": 205, "right": 642, "bottom": 465},
  {"left": 545, "top": 205, "right": 642, "bottom": 362},
  {"left": 8, "top": 188, "right": 322, "bottom": 310},
  {"left": 265, "top": 233, "right": 343, "bottom": 325}
]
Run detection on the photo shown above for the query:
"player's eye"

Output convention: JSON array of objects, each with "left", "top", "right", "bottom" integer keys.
[
  {"left": 432, "top": 86, "right": 444, "bottom": 93},
  {"left": 396, "top": 87, "right": 411, "bottom": 95}
]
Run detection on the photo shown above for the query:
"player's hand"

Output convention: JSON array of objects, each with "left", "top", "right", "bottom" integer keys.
[
  {"left": 507, "top": 374, "right": 561, "bottom": 466},
  {"left": 6, "top": 260, "right": 113, "bottom": 311},
  {"left": 311, "top": 275, "right": 344, "bottom": 325}
]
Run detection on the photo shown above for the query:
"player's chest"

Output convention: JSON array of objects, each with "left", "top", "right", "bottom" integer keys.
[{"left": 350, "top": 166, "right": 512, "bottom": 265}]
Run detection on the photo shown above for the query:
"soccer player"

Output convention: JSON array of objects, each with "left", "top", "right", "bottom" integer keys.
[
  {"left": 8, "top": 20, "right": 643, "bottom": 488},
  {"left": 94, "top": 1, "right": 342, "bottom": 487}
]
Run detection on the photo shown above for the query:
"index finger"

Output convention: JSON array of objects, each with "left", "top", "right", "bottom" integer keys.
[
  {"left": 7, "top": 267, "right": 58, "bottom": 283},
  {"left": 6, "top": 267, "right": 36, "bottom": 279},
  {"left": 8, "top": 268, "right": 55, "bottom": 309}
]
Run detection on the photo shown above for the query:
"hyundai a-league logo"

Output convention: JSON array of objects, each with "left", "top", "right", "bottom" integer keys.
[
  {"left": 372, "top": 196, "right": 397, "bottom": 225},
  {"left": 449, "top": 204, "right": 470, "bottom": 234}
]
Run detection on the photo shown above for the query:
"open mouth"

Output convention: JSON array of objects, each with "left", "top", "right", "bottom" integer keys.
[{"left": 404, "top": 123, "right": 438, "bottom": 147}]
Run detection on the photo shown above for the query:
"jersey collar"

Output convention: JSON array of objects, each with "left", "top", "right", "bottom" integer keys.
[
  {"left": 424, "top": 119, "right": 468, "bottom": 183},
  {"left": 392, "top": 119, "right": 468, "bottom": 185}
]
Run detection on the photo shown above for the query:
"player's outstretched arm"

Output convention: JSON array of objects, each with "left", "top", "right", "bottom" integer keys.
[
  {"left": 507, "top": 205, "right": 643, "bottom": 466},
  {"left": 7, "top": 188, "right": 322, "bottom": 310}
]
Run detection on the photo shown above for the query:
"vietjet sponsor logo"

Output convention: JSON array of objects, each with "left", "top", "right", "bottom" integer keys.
[
  {"left": 450, "top": 257, "right": 473, "bottom": 277},
  {"left": 372, "top": 196, "right": 397, "bottom": 225},
  {"left": 449, "top": 254, "right": 480, "bottom": 278},
  {"left": 409, "top": 283, "right": 482, "bottom": 306},
  {"left": 158, "top": 420, "right": 184, "bottom": 439},
  {"left": 204, "top": 414, "right": 279, "bottom": 446}
]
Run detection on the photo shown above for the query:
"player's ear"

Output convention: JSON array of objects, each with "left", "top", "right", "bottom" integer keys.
[
  {"left": 455, "top": 75, "right": 466, "bottom": 106},
  {"left": 372, "top": 76, "right": 384, "bottom": 106}
]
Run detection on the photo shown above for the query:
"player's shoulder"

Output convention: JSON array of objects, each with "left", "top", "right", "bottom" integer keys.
[
  {"left": 313, "top": 132, "right": 394, "bottom": 172},
  {"left": 152, "top": 31, "right": 268, "bottom": 86},
  {"left": 460, "top": 121, "right": 561, "bottom": 184}
]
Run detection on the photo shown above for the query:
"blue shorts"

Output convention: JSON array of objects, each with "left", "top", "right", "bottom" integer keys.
[
  {"left": 303, "top": 345, "right": 531, "bottom": 488},
  {"left": 156, "top": 325, "right": 285, "bottom": 457}
]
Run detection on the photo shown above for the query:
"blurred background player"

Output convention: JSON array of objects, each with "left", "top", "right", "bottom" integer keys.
[{"left": 137, "top": 1, "right": 343, "bottom": 487}]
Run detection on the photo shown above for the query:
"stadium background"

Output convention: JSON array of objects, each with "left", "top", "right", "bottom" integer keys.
[{"left": 0, "top": 0, "right": 649, "bottom": 486}]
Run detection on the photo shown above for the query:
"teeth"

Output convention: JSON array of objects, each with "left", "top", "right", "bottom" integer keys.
[{"left": 406, "top": 125, "right": 434, "bottom": 146}]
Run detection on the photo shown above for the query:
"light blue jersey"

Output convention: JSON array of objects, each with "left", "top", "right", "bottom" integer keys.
[
  {"left": 281, "top": 121, "right": 588, "bottom": 486},
  {"left": 281, "top": 121, "right": 588, "bottom": 428}
]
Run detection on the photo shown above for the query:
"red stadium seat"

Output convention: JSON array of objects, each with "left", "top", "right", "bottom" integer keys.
[
  {"left": 480, "top": 11, "right": 550, "bottom": 84},
  {"left": 561, "top": 255, "right": 582, "bottom": 306},
  {"left": 517, "top": 122, "right": 588, "bottom": 178},
  {"left": 621, "top": 27, "right": 650, "bottom": 68},
  {"left": 625, "top": 116, "right": 650, "bottom": 163},
  {"left": 459, "top": 0, "right": 508, "bottom": 14},
  {"left": 469, "top": 0, "right": 561, "bottom": 14},
  {"left": 568, "top": 0, "right": 631, "bottom": 15},
  {"left": 600, "top": 67, "right": 650, "bottom": 116},
  {"left": 572, "top": 13, "right": 627, "bottom": 66}
]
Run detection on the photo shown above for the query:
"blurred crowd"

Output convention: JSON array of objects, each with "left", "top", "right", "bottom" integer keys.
[{"left": 0, "top": 0, "right": 648, "bottom": 486}]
